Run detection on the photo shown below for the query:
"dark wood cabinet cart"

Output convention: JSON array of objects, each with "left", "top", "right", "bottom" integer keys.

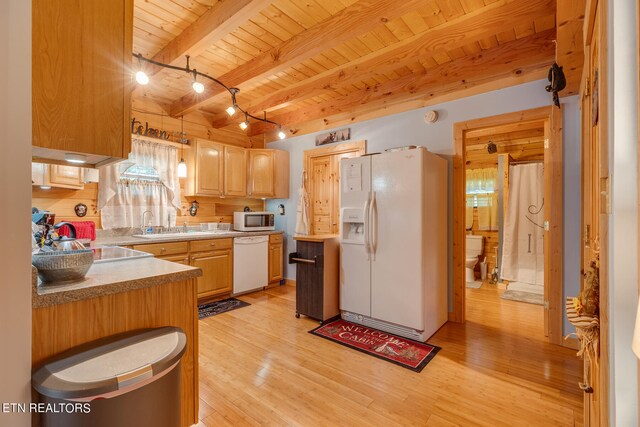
[{"left": 290, "top": 235, "right": 340, "bottom": 322}]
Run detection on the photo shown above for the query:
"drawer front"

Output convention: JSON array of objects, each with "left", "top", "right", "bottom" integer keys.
[
  {"left": 159, "top": 254, "right": 191, "bottom": 265},
  {"left": 190, "top": 238, "right": 233, "bottom": 253},
  {"left": 132, "top": 241, "right": 189, "bottom": 257},
  {"left": 269, "top": 233, "right": 283, "bottom": 244}
]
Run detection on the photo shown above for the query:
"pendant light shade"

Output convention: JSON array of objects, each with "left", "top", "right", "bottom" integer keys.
[
  {"left": 178, "top": 159, "right": 187, "bottom": 178},
  {"left": 178, "top": 115, "right": 187, "bottom": 178}
]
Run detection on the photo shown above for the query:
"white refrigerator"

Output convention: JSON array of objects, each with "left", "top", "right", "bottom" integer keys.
[{"left": 340, "top": 147, "right": 447, "bottom": 341}]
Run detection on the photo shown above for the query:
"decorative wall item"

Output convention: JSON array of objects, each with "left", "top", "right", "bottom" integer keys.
[
  {"left": 189, "top": 201, "right": 199, "bottom": 216},
  {"left": 315, "top": 128, "right": 350, "bottom": 146},
  {"left": 74, "top": 203, "right": 88, "bottom": 217}
]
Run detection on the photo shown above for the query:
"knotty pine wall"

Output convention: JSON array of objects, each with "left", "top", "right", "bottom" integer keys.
[
  {"left": 465, "top": 125, "right": 544, "bottom": 274},
  {"left": 131, "top": 97, "right": 263, "bottom": 148},
  {"left": 32, "top": 182, "right": 264, "bottom": 229}
]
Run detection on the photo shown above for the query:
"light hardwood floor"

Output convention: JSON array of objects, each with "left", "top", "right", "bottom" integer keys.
[{"left": 196, "top": 283, "right": 582, "bottom": 426}]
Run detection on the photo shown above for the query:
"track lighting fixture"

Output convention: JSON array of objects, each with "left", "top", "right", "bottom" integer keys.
[
  {"left": 132, "top": 53, "right": 285, "bottom": 135},
  {"left": 135, "top": 54, "right": 149, "bottom": 85},
  {"left": 239, "top": 113, "right": 249, "bottom": 131},
  {"left": 192, "top": 71, "right": 204, "bottom": 94}
]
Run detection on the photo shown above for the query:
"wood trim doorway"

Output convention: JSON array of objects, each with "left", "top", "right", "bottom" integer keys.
[
  {"left": 303, "top": 140, "right": 366, "bottom": 235},
  {"left": 452, "top": 106, "right": 564, "bottom": 346}
]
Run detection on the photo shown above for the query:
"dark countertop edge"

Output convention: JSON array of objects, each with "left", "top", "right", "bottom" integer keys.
[
  {"left": 32, "top": 265, "right": 202, "bottom": 309},
  {"left": 92, "top": 230, "right": 285, "bottom": 247}
]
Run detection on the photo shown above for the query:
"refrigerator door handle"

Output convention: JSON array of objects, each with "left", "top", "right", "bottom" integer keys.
[
  {"left": 370, "top": 191, "right": 377, "bottom": 260},
  {"left": 364, "top": 196, "right": 371, "bottom": 260}
]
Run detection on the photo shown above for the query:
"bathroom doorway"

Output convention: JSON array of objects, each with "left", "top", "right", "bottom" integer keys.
[{"left": 452, "top": 107, "right": 564, "bottom": 345}]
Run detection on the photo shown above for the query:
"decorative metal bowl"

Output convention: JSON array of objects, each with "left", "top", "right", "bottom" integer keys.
[{"left": 32, "top": 249, "right": 94, "bottom": 284}]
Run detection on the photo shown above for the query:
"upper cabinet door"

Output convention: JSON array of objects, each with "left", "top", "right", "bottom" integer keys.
[
  {"left": 32, "top": 0, "right": 133, "bottom": 160},
  {"left": 45, "top": 165, "right": 85, "bottom": 189},
  {"left": 195, "top": 140, "right": 224, "bottom": 196},
  {"left": 248, "top": 150, "right": 275, "bottom": 197},
  {"left": 224, "top": 146, "right": 247, "bottom": 197}
]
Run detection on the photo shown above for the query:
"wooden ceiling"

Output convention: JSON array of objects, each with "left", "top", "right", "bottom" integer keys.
[{"left": 132, "top": 0, "right": 580, "bottom": 142}]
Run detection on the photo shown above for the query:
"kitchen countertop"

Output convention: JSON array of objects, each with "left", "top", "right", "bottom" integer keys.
[
  {"left": 92, "top": 229, "right": 284, "bottom": 247},
  {"left": 32, "top": 257, "right": 202, "bottom": 308}
]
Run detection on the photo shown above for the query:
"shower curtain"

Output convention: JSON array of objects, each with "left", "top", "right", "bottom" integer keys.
[{"left": 500, "top": 163, "right": 544, "bottom": 292}]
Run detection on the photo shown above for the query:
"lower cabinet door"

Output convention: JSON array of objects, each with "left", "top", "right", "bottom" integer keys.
[
  {"left": 190, "top": 249, "right": 233, "bottom": 298},
  {"left": 268, "top": 242, "right": 283, "bottom": 283}
]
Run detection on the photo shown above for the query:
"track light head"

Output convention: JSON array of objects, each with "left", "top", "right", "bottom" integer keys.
[
  {"left": 192, "top": 81, "right": 205, "bottom": 94},
  {"left": 239, "top": 120, "right": 249, "bottom": 130},
  {"left": 226, "top": 106, "right": 236, "bottom": 116},
  {"left": 278, "top": 129, "right": 286, "bottom": 140},
  {"left": 135, "top": 71, "right": 149, "bottom": 85}
]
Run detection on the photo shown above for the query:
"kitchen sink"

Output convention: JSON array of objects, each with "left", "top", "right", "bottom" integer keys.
[{"left": 132, "top": 231, "right": 235, "bottom": 239}]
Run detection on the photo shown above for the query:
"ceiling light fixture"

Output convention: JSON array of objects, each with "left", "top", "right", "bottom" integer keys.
[
  {"left": 239, "top": 113, "right": 249, "bottom": 131},
  {"left": 226, "top": 88, "right": 239, "bottom": 116},
  {"left": 278, "top": 128, "right": 286, "bottom": 140},
  {"left": 64, "top": 153, "right": 87, "bottom": 164},
  {"left": 132, "top": 53, "right": 284, "bottom": 135},
  {"left": 192, "top": 70, "right": 204, "bottom": 94},
  {"left": 178, "top": 116, "right": 187, "bottom": 178},
  {"left": 134, "top": 54, "right": 149, "bottom": 85}
]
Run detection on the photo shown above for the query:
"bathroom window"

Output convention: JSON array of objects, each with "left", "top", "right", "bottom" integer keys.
[{"left": 465, "top": 168, "right": 498, "bottom": 231}]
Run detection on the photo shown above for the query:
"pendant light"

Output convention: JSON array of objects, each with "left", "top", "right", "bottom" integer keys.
[
  {"left": 178, "top": 116, "right": 187, "bottom": 178},
  {"left": 226, "top": 88, "right": 239, "bottom": 116}
]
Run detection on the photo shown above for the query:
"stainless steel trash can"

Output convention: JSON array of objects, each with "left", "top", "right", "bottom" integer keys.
[{"left": 32, "top": 327, "right": 186, "bottom": 427}]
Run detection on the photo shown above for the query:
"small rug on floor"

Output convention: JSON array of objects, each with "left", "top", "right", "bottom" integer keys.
[
  {"left": 198, "top": 298, "right": 250, "bottom": 319},
  {"left": 309, "top": 318, "right": 440, "bottom": 373},
  {"left": 466, "top": 281, "right": 482, "bottom": 289},
  {"left": 501, "top": 290, "right": 544, "bottom": 305}
]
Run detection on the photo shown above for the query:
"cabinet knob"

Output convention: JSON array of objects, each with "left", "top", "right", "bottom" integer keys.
[
  {"left": 210, "top": 243, "right": 216, "bottom": 246},
  {"left": 161, "top": 248, "right": 166, "bottom": 253}
]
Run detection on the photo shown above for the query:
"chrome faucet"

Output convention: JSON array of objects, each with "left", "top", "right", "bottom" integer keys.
[
  {"left": 182, "top": 222, "right": 188, "bottom": 233},
  {"left": 141, "top": 211, "right": 154, "bottom": 234}
]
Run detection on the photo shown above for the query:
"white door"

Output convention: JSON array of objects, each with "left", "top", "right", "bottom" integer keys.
[
  {"left": 340, "top": 156, "right": 371, "bottom": 315},
  {"left": 370, "top": 150, "right": 424, "bottom": 329}
]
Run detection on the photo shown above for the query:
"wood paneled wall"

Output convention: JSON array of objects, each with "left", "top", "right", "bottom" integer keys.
[
  {"left": 32, "top": 182, "right": 264, "bottom": 229},
  {"left": 465, "top": 125, "right": 545, "bottom": 276}
]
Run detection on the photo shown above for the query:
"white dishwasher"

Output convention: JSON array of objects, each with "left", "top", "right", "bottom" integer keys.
[{"left": 233, "top": 235, "right": 269, "bottom": 295}]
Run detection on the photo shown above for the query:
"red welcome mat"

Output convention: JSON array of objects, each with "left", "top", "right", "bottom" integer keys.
[{"left": 309, "top": 318, "right": 440, "bottom": 372}]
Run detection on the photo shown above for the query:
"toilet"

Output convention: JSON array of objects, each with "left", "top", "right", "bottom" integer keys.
[{"left": 465, "top": 235, "right": 484, "bottom": 282}]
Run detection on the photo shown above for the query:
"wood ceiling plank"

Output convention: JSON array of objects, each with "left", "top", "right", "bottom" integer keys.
[
  {"left": 459, "top": 0, "right": 486, "bottom": 13},
  {"left": 495, "top": 29, "right": 516, "bottom": 44},
  {"left": 556, "top": 0, "right": 585, "bottom": 97},
  {"left": 208, "top": 0, "right": 555, "bottom": 128},
  {"left": 247, "top": 29, "right": 555, "bottom": 136},
  {"left": 250, "top": 7, "right": 302, "bottom": 41},
  {"left": 239, "top": 21, "right": 283, "bottom": 47},
  {"left": 169, "top": 0, "right": 429, "bottom": 117},
  {"left": 399, "top": 11, "right": 429, "bottom": 35},
  {"left": 146, "top": 0, "right": 275, "bottom": 76}
]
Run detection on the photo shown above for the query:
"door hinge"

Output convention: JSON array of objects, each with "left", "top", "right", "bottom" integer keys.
[
  {"left": 544, "top": 139, "right": 550, "bottom": 149},
  {"left": 544, "top": 300, "right": 550, "bottom": 310},
  {"left": 584, "top": 77, "right": 591, "bottom": 97},
  {"left": 543, "top": 220, "right": 550, "bottom": 231}
]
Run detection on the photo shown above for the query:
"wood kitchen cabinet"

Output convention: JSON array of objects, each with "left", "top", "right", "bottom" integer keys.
[
  {"left": 268, "top": 233, "right": 284, "bottom": 284},
  {"left": 44, "top": 165, "right": 85, "bottom": 189},
  {"left": 248, "top": 149, "right": 290, "bottom": 199},
  {"left": 291, "top": 235, "right": 339, "bottom": 322},
  {"left": 224, "top": 145, "right": 247, "bottom": 197},
  {"left": 184, "top": 139, "right": 224, "bottom": 197},
  {"left": 190, "top": 238, "right": 233, "bottom": 299},
  {"left": 32, "top": 0, "right": 133, "bottom": 162}
]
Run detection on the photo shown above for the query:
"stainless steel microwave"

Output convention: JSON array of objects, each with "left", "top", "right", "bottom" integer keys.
[{"left": 233, "top": 211, "right": 275, "bottom": 231}]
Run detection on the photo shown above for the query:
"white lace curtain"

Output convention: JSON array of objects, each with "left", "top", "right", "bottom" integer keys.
[
  {"left": 98, "top": 138, "right": 181, "bottom": 229},
  {"left": 465, "top": 168, "right": 498, "bottom": 231}
]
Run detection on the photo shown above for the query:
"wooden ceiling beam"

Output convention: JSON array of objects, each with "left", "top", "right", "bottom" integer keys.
[
  {"left": 168, "top": 0, "right": 427, "bottom": 117},
  {"left": 144, "top": 0, "right": 275, "bottom": 76},
  {"left": 556, "top": 0, "right": 586, "bottom": 96},
  {"left": 209, "top": 0, "right": 556, "bottom": 129},
  {"left": 247, "top": 30, "right": 555, "bottom": 137}
]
